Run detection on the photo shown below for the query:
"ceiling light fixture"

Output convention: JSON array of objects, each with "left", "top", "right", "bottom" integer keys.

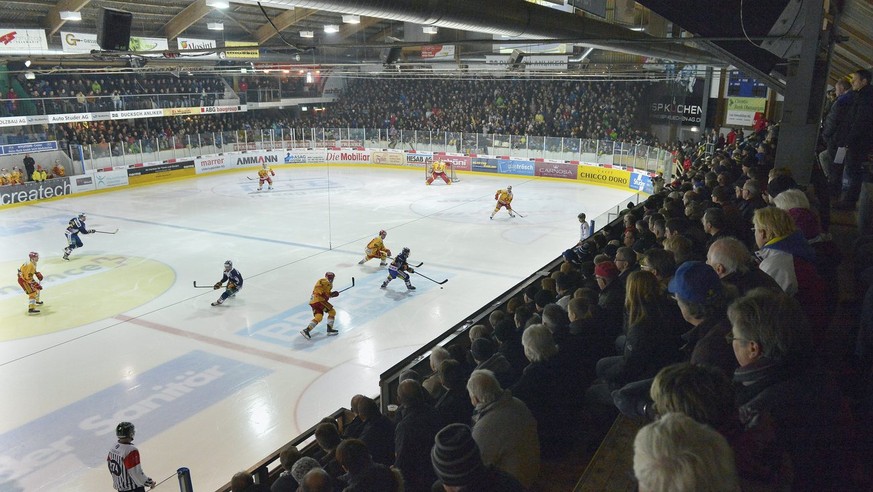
[
  {"left": 207, "top": 22, "right": 224, "bottom": 31},
  {"left": 59, "top": 11, "right": 82, "bottom": 21},
  {"left": 24, "top": 71, "right": 35, "bottom": 80},
  {"left": 300, "top": 31, "right": 314, "bottom": 38},
  {"left": 306, "top": 71, "right": 313, "bottom": 83},
  {"left": 629, "top": 26, "right": 646, "bottom": 31},
  {"left": 24, "top": 59, "right": 31, "bottom": 68},
  {"left": 422, "top": 26, "right": 438, "bottom": 35},
  {"left": 205, "top": 0, "right": 229, "bottom": 8},
  {"left": 342, "top": 15, "right": 360, "bottom": 24},
  {"left": 323, "top": 24, "right": 339, "bottom": 34}
]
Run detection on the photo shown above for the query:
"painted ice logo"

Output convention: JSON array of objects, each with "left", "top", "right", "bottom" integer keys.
[{"left": 0, "top": 351, "right": 270, "bottom": 489}]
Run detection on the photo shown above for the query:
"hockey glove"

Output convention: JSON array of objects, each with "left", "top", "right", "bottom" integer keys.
[
  {"left": 32, "top": 282, "right": 42, "bottom": 290},
  {"left": 384, "top": 249, "right": 391, "bottom": 257},
  {"left": 89, "top": 229, "right": 96, "bottom": 234},
  {"left": 214, "top": 283, "right": 222, "bottom": 290},
  {"left": 227, "top": 282, "right": 236, "bottom": 290},
  {"left": 35, "top": 272, "right": 43, "bottom": 281},
  {"left": 407, "top": 267, "right": 414, "bottom": 274},
  {"left": 330, "top": 291, "right": 339, "bottom": 298}
]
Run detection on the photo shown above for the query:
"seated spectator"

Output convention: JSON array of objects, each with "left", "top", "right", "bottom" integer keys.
[
  {"left": 493, "top": 319, "right": 527, "bottom": 373},
  {"left": 230, "top": 472, "right": 270, "bottom": 492},
  {"left": 633, "top": 412, "right": 739, "bottom": 492},
  {"left": 728, "top": 289, "right": 855, "bottom": 489},
  {"left": 663, "top": 234, "right": 695, "bottom": 265},
  {"left": 511, "top": 324, "right": 572, "bottom": 457},
  {"left": 290, "top": 457, "right": 321, "bottom": 486},
  {"left": 355, "top": 396, "right": 395, "bottom": 466},
  {"left": 422, "top": 346, "right": 451, "bottom": 400},
  {"left": 614, "top": 246, "right": 640, "bottom": 288},
  {"left": 470, "top": 337, "right": 515, "bottom": 388},
  {"left": 639, "top": 248, "right": 676, "bottom": 289},
  {"left": 301, "top": 468, "right": 333, "bottom": 492},
  {"left": 706, "top": 237, "right": 781, "bottom": 295},
  {"left": 394, "top": 379, "right": 440, "bottom": 492},
  {"left": 342, "top": 395, "right": 365, "bottom": 440},
  {"left": 271, "top": 445, "right": 302, "bottom": 492},
  {"left": 701, "top": 207, "right": 735, "bottom": 250},
  {"left": 430, "top": 423, "right": 525, "bottom": 492},
  {"left": 434, "top": 359, "right": 474, "bottom": 428},
  {"left": 739, "top": 179, "right": 768, "bottom": 222},
  {"left": 467, "top": 369, "right": 540, "bottom": 488},
  {"left": 335, "top": 439, "right": 401, "bottom": 491},
  {"left": 314, "top": 423, "right": 344, "bottom": 478},
  {"left": 752, "top": 207, "right": 827, "bottom": 335},
  {"left": 594, "top": 261, "right": 623, "bottom": 336}
]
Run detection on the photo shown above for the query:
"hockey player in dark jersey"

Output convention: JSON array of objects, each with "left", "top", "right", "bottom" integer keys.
[
  {"left": 107, "top": 422, "right": 155, "bottom": 492},
  {"left": 63, "top": 213, "right": 95, "bottom": 260},
  {"left": 212, "top": 260, "right": 243, "bottom": 306},
  {"left": 381, "top": 247, "right": 416, "bottom": 290}
]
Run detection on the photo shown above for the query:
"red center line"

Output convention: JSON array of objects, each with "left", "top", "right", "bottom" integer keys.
[{"left": 114, "top": 314, "right": 331, "bottom": 373}]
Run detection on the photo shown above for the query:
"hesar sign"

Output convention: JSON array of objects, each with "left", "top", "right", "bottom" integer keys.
[{"left": 405, "top": 153, "right": 433, "bottom": 167}]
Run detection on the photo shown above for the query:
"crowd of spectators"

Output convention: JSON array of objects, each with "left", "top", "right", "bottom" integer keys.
[
  {"left": 226, "top": 82, "right": 873, "bottom": 490},
  {"left": 3, "top": 73, "right": 226, "bottom": 116},
  {"left": 302, "top": 78, "right": 659, "bottom": 144}
]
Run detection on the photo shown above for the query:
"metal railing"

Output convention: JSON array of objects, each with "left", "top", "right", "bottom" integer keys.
[
  {"left": 68, "top": 127, "right": 673, "bottom": 174},
  {"left": 0, "top": 91, "right": 226, "bottom": 117}
]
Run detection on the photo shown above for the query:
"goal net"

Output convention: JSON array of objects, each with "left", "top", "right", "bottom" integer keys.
[{"left": 424, "top": 161, "right": 460, "bottom": 184}]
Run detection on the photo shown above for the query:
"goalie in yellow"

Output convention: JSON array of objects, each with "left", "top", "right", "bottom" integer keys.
[
  {"left": 18, "top": 251, "right": 44, "bottom": 314},
  {"left": 490, "top": 185, "right": 516, "bottom": 219},
  {"left": 426, "top": 160, "right": 452, "bottom": 185},
  {"left": 358, "top": 230, "right": 391, "bottom": 266},
  {"left": 257, "top": 163, "right": 275, "bottom": 191}
]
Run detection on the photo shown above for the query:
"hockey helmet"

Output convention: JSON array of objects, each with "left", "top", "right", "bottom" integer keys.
[
  {"left": 116, "top": 421, "right": 135, "bottom": 439},
  {"left": 325, "top": 271, "right": 335, "bottom": 281},
  {"left": 78, "top": 212, "right": 86, "bottom": 220},
  {"left": 401, "top": 247, "right": 410, "bottom": 257},
  {"left": 379, "top": 229, "right": 387, "bottom": 239},
  {"left": 507, "top": 185, "right": 512, "bottom": 191},
  {"left": 224, "top": 260, "right": 233, "bottom": 271},
  {"left": 29, "top": 251, "right": 39, "bottom": 261}
]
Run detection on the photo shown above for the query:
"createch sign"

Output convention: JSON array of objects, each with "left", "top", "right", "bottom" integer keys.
[{"left": 0, "top": 178, "right": 71, "bottom": 206}]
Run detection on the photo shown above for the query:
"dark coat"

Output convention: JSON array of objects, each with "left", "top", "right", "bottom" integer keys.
[
  {"left": 682, "top": 316, "right": 738, "bottom": 377},
  {"left": 359, "top": 413, "right": 396, "bottom": 466},
  {"left": 394, "top": 403, "right": 440, "bottom": 492}
]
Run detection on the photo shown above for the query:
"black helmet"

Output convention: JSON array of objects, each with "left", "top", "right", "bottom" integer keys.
[{"left": 116, "top": 421, "right": 135, "bottom": 439}]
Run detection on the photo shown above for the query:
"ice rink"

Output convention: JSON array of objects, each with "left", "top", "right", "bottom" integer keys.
[{"left": 0, "top": 165, "right": 635, "bottom": 491}]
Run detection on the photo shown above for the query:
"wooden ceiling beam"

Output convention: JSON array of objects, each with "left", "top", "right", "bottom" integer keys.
[
  {"left": 43, "top": 0, "right": 91, "bottom": 37},
  {"left": 254, "top": 7, "right": 317, "bottom": 45},
  {"left": 164, "top": 0, "right": 211, "bottom": 41}
]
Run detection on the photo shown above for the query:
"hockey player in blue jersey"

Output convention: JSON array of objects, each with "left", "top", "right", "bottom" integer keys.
[
  {"left": 212, "top": 260, "right": 243, "bottom": 306},
  {"left": 381, "top": 247, "right": 416, "bottom": 290},
  {"left": 63, "top": 213, "right": 95, "bottom": 260}
]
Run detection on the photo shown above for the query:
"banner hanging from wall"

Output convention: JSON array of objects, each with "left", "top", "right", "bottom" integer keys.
[
  {"left": 223, "top": 41, "right": 259, "bottom": 59},
  {"left": 129, "top": 36, "right": 169, "bottom": 52},
  {"left": 60, "top": 31, "right": 99, "bottom": 53},
  {"left": 0, "top": 28, "right": 48, "bottom": 52}
]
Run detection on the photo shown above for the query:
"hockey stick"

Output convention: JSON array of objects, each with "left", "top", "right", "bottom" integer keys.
[
  {"left": 511, "top": 210, "right": 526, "bottom": 218},
  {"left": 413, "top": 271, "right": 448, "bottom": 285},
  {"left": 193, "top": 281, "right": 215, "bottom": 288},
  {"left": 336, "top": 277, "right": 356, "bottom": 293},
  {"left": 387, "top": 257, "right": 423, "bottom": 268},
  {"left": 94, "top": 228, "right": 119, "bottom": 234}
]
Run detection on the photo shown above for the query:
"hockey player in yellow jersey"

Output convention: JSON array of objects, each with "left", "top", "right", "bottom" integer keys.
[
  {"left": 426, "top": 160, "right": 452, "bottom": 185},
  {"left": 18, "top": 251, "right": 44, "bottom": 314},
  {"left": 0, "top": 169, "right": 9, "bottom": 186},
  {"left": 358, "top": 229, "right": 391, "bottom": 266},
  {"left": 301, "top": 272, "right": 340, "bottom": 339},
  {"left": 257, "top": 163, "right": 275, "bottom": 191},
  {"left": 490, "top": 185, "right": 516, "bottom": 219},
  {"left": 9, "top": 167, "right": 23, "bottom": 185}
]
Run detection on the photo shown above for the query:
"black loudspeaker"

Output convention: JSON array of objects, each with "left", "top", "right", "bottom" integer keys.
[
  {"left": 97, "top": 8, "right": 132, "bottom": 51},
  {"left": 385, "top": 47, "right": 402, "bottom": 65}
]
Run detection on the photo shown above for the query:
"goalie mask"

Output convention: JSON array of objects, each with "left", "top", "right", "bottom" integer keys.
[
  {"left": 379, "top": 230, "right": 387, "bottom": 239},
  {"left": 224, "top": 260, "right": 233, "bottom": 271},
  {"left": 507, "top": 186, "right": 512, "bottom": 191}
]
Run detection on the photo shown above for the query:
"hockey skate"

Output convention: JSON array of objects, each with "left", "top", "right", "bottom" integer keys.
[
  {"left": 326, "top": 327, "right": 339, "bottom": 335},
  {"left": 62, "top": 249, "right": 70, "bottom": 260},
  {"left": 380, "top": 260, "right": 388, "bottom": 266},
  {"left": 381, "top": 282, "right": 388, "bottom": 289},
  {"left": 211, "top": 300, "right": 223, "bottom": 306},
  {"left": 35, "top": 301, "right": 43, "bottom": 305},
  {"left": 268, "top": 186, "right": 273, "bottom": 190},
  {"left": 406, "top": 283, "right": 416, "bottom": 290},
  {"left": 300, "top": 329, "right": 312, "bottom": 340},
  {"left": 28, "top": 308, "right": 40, "bottom": 314},
  {"left": 358, "top": 258, "right": 366, "bottom": 264}
]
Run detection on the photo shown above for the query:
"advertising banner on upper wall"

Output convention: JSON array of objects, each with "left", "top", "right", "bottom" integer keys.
[
  {"left": 629, "top": 172, "right": 654, "bottom": 194},
  {"left": 645, "top": 78, "right": 705, "bottom": 127},
  {"left": 534, "top": 160, "right": 577, "bottom": 180},
  {"left": 61, "top": 31, "right": 99, "bottom": 53},
  {"left": 194, "top": 155, "right": 228, "bottom": 174},
  {"left": 325, "top": 150, "right": 371, "bottom": 164},
  {"left": 0, "top": 141, "right": 57, "bottom": 155},
  {"left": 282, "top": 149, "right": 327, "bottom": 163},
  {"left": 497, "top": 159, "right": 535, "bottom": 176},
  {"left": 725, "top": 97, "right": 767, "bottom": 127},
  {"left": 421, "top": 45, "right": 455, "bottom": 59},
  {"left": 177, "top": 37, "right": 219, "bottom": 59},
  {"left": 0, "top": 29, "right": 48, "bottom": 52},
  {"left": 438, "top": 154, "right": 471, "bottom": 172},
  {"left": 223, "top": 41, "right": 259, "bottom": 59},
  {"left": 129, "top": 36, "right": 169, "bottom": 52}
]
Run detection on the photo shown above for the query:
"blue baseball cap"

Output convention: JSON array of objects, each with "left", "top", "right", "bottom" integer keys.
[{"left": 668, "top": 261, "right": 723, "bottom": 303}]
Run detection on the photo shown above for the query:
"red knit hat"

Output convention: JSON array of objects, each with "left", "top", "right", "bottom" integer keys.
[{"left": 594, "top": 261, "right": 619, "bottom": 279}]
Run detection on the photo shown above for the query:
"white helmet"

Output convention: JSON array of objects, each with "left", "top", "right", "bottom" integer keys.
[
  {"left": 507, "top": 185, "right": 512, "bottom": 191},
  {"left": 224, "top": 260, "right": 233, "bottom": 271}
]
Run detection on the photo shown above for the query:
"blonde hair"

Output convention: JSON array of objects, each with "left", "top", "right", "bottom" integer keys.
[
  {"left": 624, "top": 271, "right": 662, "bottom": 327},
  {"left": 753, "top": 206, "right": 796, "bottom": 239},
  {"left": 650, "top": 363, "right": 735, "bottom": 427},
  {"left": 663, "top": 235, "right": 693, "bottom": 265}
]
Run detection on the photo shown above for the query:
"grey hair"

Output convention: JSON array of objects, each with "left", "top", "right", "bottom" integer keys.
[
  {"left": 466, "top": 369, "right": 503, "bottom": 405},
  {"left": 521, "top": 324, "right": 558, "bottom": 362}
]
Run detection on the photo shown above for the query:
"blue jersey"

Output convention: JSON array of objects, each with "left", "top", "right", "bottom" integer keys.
[
  {"left": 220, "top": 268, "right": 244, "bottom": 289},
  {"left": 66, "top": 217, "right": 89, "bottom": 236},
  {"left": 389, "top": 254, "right": 409, "bottom": 273}
]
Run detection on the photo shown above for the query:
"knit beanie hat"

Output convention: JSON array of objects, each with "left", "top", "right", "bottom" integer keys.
[
  {"left": 431, "top": 424, "right": 484, "bottom": 486},
  {"left": 290, "top": 457, "right": 320, "bottom": 484},
  {"left": 594, "top": 261, "right": 619, "bottom": 280}
]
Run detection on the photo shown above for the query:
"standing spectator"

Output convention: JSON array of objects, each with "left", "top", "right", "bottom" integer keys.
[
  {"left": 467, "top": 369, "right": 540, "bottom": 488},
  {"left": 835, "top": 69, "right": 873, "bottom": 210},
  {"left": 820, "top": 79, "right": 855, "bottom": 197},
  {"left": 6, "top": 87, "right": 17, "bottom": 114},
  {"left": 107, "top": 422, "right": 155, "bottom": 492},
  {"left": 577, "top": 212, "right": 590, "bottom": 241},
  {"left": 22, "top": 153, "right": 35, "bottom": 181}
]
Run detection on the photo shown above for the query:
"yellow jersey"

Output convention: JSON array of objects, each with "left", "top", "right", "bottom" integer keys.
[
  {"left": 495, "top": 189, "right": 513, "bottom": 204},
  {"left": 366, "top": 236, "right": 385, "bottom": 253},
  {"left": 9, "top": 169, "right": 22, "bottom": 184},
  {"left": 18, "top": 261, "right": 37, "bottom": 284},
  {"left": 258, "top": 167, "right": 274, "bottom": 179},
  {"left": 309, "top": 277, "right": 333, "bottom": 305},
  {"left": 432, "top": 161, "right": 446, "bottom": 173}
]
